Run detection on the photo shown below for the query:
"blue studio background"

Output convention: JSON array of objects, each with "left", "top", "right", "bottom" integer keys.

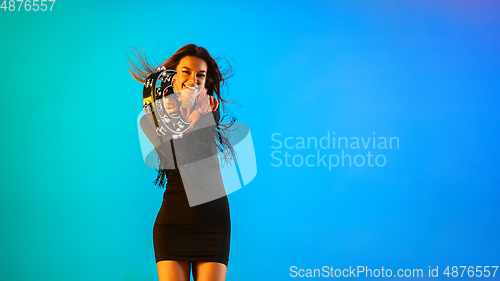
[{"left": 1, "top": 0, "right": 499, "bottom": 280}]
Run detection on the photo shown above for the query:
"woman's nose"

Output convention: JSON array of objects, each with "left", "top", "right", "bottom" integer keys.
[{"left": 190, "top": 73, "right": 197, "bottom": 84}]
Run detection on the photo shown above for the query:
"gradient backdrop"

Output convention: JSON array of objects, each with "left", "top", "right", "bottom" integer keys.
[{"left": 1, "top": 0, "right": 499, "bottom": 280}]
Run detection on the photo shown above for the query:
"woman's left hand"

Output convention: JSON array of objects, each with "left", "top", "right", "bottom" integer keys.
[{"left": 196, "top": 89, "right": 219, "bottom": 115}]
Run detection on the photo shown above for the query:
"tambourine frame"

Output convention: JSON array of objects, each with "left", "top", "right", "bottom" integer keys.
[{"left": 142, "top": 67, "right": 191, "bottom": 139}]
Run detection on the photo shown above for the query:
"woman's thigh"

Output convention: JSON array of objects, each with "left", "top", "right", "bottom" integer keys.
[
  {"left": 156, "top": 260, "right": 191, "bottom": 281},
  {"left": 192, "top": 261, "right": 227, "bottom": 281}
]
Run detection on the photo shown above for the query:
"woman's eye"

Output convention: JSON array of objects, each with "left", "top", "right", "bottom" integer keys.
[
  {"left": 197, "top": 74, "right": 206, "bottom": 77},
  {"left": 183, "top": 70, "right": 190, "bottom": 74}
]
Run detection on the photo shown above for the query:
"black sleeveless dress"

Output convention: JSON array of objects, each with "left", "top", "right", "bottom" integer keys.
[
  {"left": 153, "top": 168, "right": 231, "bottom": 266},
  {"left": 141, "top": 107, "right": 231, "bottom": 267}
]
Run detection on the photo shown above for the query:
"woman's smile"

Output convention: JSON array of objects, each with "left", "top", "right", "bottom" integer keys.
[{"left": 184, "top": 84, "right": 198, "bottom": 90}]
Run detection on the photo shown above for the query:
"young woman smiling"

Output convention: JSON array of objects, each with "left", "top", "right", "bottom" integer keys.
[{"left": 128, "top": 44, "right": 237, "bottom": 281}]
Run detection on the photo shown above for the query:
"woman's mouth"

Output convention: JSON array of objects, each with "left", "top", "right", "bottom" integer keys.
[{"left": 184, "top": 84, "right": 198, "bottom": 90}]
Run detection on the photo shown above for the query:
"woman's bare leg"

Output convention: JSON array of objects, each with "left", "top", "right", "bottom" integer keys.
[
  {"left": 192, "top": 261, "right": 227, "bottom": 281},
  {"left": 157, "top": 260, "right": 191, "bottom": 281}
]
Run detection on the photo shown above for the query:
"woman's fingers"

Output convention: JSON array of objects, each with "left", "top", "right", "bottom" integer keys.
[
  {"left": 196, "top": 89, "right": 208, "bottom": 114},
  {"left": 210, "top": 97, "right": 219, "bottom": 112},
  {"left": 193, "top": 89, "right": 219, "bottom": 115},
  {"left": 198, "top": 88, "right": 208, "bottom": 104}
]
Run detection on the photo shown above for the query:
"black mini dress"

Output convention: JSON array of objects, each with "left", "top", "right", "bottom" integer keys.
[{"left": 153, "top": 168, "right": 231, "bottom": 267}]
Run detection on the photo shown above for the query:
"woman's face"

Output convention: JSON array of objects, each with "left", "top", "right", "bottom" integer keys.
[{"left": 173, "top": 56, "right": 208, "bottom": 94}]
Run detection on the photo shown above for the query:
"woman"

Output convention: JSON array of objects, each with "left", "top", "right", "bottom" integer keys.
[{"left": 128, "top": 44, "right": 237, "bottom": 281}]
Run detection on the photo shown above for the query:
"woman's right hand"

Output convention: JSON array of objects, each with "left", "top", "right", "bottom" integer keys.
[{"left": 163, "top": 97, "right": 179, "bottom": 114}]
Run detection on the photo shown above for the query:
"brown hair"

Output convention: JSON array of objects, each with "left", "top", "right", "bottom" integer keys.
[{"left": 127, "top": 44, "right": 238, "bottom": 188}]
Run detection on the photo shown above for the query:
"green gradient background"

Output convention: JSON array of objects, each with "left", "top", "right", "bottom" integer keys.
[{"left": 0, "top": 1, "right": 248, "bottom": 280}]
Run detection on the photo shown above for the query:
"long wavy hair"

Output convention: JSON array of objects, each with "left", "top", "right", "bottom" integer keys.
[{"left": 128, "top": 44, "right": 238, "bottom": 188}]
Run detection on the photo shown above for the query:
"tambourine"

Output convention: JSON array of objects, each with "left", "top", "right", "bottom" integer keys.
[{"left": 142, "top": 66, "right": 191, "bottom": 139}]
